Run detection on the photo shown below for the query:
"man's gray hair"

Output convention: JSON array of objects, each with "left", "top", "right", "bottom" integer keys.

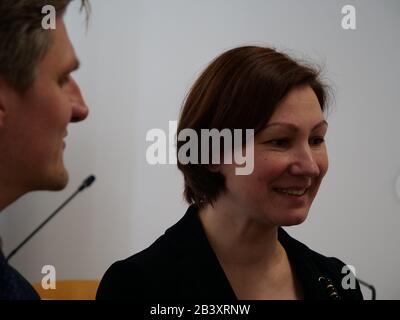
[{"left": 0, "top": 0, "right": 90, "bottom": 92}]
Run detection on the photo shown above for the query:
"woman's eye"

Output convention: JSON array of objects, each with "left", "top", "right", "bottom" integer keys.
[
  {"left": 267, "top": 139, "right": 289, "bottom": 147},
  {"left": 310, "top": 137, "right": 325, "bottom": 145}
]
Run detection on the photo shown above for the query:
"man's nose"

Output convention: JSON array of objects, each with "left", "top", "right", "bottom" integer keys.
[
  {"left": 69, "top": 78, "right": 89, "bottom": 123},
  {"left": 289, "top": 145, "right": 320, "bottom": 177}
]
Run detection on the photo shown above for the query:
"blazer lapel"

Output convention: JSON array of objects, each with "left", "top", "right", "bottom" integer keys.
[
  {"left": 278, "top": 228, "right": 341, "bottom": 300},
  {"left": 164, "top": 206, "right": 237, "bottom": 300}
]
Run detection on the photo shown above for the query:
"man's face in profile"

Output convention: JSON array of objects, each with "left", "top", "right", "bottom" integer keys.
[{"left": 1, "top": 18, "right": 89, "bottom": 192}]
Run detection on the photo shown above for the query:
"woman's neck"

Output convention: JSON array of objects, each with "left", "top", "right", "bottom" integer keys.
[{"left": 198, "top": 201, "right": 284, "bottom": 270}]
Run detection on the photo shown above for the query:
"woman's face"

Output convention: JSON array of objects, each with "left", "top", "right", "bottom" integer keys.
[{"left": 218, "top": 85, "right": 329, "bottom": 226}]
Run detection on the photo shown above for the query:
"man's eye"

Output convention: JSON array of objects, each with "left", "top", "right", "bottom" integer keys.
[{"left": 58, "top": 75, "right": 71, "bottom": 87}]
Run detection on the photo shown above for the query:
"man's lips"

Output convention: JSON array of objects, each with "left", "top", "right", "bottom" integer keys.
[{"left": 63, "top": 132, "right": 67, "bottom": 149}]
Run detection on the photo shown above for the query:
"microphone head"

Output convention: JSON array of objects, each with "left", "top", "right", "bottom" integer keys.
[
  {"left": 78, "top": 175, "right": 96, "bottom": 191},
  {"left": 85, "top": 175, "right": 96, "bottom": 187}
]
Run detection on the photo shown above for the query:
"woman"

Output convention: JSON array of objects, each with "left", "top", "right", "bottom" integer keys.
[{"left": 97, "top": 46, "right": 363, "bottom": 300}]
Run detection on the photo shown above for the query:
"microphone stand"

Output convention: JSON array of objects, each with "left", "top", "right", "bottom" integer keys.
[{"left": 6, "top": 175, "right": 96, "bottom": 262}]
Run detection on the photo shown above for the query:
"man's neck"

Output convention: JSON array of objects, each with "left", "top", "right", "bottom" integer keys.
[{"left": 0, "top": 182, "right": 25, "bottom": 212}]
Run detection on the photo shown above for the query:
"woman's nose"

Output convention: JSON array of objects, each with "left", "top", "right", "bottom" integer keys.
[{"left": 289, "top": 146, "right": 320, "bottom": 177}]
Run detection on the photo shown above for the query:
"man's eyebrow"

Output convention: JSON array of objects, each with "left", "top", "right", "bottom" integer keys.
[{"left": 263, "top": 120, "right": 328, "bottom": 132}]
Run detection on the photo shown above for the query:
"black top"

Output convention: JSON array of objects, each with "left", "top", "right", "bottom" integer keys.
[
  {"left": 0, "top": 249, "right": 40, "bottom": 300},
  {"left": 97, "top": 205, "right": 363, "bottom": 300}
]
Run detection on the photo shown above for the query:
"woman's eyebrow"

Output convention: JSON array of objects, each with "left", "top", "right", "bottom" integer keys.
[{"left": 263, "top": 120, "right": 328, "bottom": 132}]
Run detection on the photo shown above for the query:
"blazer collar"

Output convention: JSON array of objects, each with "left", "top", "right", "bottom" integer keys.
[
  {"left": 164, "top": 205, "right": 336, "bottom": 300},
  {"left": 164, "top": 205, "right": 237, "bottom": 299}
]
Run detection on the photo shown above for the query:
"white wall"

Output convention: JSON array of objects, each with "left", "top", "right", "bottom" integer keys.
[{"left": 0, "top": 0, "right": 399, "bottom": 299}]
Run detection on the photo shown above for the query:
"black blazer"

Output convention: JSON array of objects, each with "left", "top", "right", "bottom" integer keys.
[{"left": 97, "top": 206, "right": 363, "bottom": 300}]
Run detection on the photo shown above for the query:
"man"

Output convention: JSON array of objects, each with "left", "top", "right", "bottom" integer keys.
[{"left": 0, "top": 0, "right": 90, "bottom": 299}]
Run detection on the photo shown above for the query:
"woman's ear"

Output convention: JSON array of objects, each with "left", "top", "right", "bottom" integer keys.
[
  {"left": 0, "top": 80, "right": 6, "bottom": 129},
  {"left": 0, "top": 77, "right": 14, "bottom": 129},
  {"left": 0, "top": 107, "right": 5, "bottom": 128},
  {"left": 207, "top": 164, "right": 220, "bottom": 173}
]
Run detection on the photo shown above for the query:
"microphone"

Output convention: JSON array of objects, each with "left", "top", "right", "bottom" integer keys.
[
  {"left": 357, "top": 277, "right": 377, "bottom": 300},
  {"left": 6, "top": 175, "right": 96, "bottom": 262}
]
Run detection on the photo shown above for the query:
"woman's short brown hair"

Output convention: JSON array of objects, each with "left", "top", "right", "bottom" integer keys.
[{"left": 177, "top": 46, "right": 329, "bottom": 208}]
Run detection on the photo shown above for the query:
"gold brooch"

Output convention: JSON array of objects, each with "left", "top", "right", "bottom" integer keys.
[{"left": 318, "top": 276, "right": 341, "bottom": 300}]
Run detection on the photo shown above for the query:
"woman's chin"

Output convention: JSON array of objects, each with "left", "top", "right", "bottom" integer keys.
[{"left": 277, "top": 210, "right": 309, "bottom": 226}]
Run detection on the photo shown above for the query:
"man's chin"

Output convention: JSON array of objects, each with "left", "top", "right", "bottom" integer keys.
[{"left": 43, "top": 169, "right": 69, "bottom": 191}]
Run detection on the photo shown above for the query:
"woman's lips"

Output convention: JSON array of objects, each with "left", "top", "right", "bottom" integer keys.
[
  {"left": 273, "top": 187, "right": 307, "bottom": 196},
  {"left": 272, "top": 187, "right": 310, "bottom": 205}
]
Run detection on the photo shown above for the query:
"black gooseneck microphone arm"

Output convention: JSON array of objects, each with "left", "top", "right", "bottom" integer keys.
[{"left": 6, "top": 175, "right": 96, "bottom": 262}]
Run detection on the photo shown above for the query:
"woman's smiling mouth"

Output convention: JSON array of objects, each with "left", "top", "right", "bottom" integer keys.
[{"left": 273, "top": 187, "right": 307, "bottom": 196}]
